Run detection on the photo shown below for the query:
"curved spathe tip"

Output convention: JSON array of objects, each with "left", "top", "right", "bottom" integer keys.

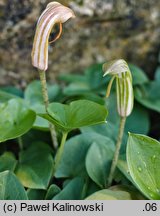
[
  {"left": 31, "top": 1, "right": 75, "bottom": 71},
  {"left": 103, "top": 59, "right": 130, "bottom": 77}
]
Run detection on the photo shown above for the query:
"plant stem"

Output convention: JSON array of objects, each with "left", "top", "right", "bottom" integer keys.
[
  {"left": 54, "top": 132, "right": 68, "bottom": 173},
  {"left": 18, "top": 136, "right": 23, "bottom": 151},
  {"left": 38, "top": 70, "right": 58, "bottom": 149},
  {"left": 108, "top": 116, "right": 126, "bottom": 187}
]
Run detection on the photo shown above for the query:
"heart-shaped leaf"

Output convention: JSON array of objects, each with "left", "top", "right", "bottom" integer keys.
[
  {"left": 40, "top": 100, "right": 108, "bottom": 132},
  {"left": 0, "top": 99, "right": 36, "bottom": 142},
  {"left": 0, "top": 171, "right": 28, "bottom": 200},
  {"left": 15, "top": 142, "right": 54, "bottom": 189},
  {"left": 127, "top": 133, "right": 160, "bottom": 199}
]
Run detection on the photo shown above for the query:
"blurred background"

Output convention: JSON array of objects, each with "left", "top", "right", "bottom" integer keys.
[{"left": 0, "top": 0, "right": 160, "bottom": 87}]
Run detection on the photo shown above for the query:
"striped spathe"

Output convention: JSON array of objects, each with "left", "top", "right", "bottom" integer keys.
[
  {"left": 103, "top": 59, "right": 134, "bottom": 117},
  {"left": 31, "top": 1, "right": 75, "bottom": 71}
]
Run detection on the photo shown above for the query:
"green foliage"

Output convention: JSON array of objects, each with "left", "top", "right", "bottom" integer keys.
[
  {"left": 0, "top": 152, "right": 17, "bottom": 172},
  {"left": 0, "top": 86, "right": 23, "bottom": 97},
  {"left": 55, "top": 133, "right": 114, "bottom": 179},
  {"left": 106, "top": 92, "right": 150, "bottom": 135},
  {"left": 127, "top": 133, "right": 160, "bottom": 199},
  {"left": 0, "top": 171, "right": 28, "bottom": 200},
  {"left": 117, "top": 159, "right": 133, "bottom": 184},
  {"left": 134, "top": 67, "right": 160, "bottom": 113},
  {"left": 86, "top": 141, "right": 114, "bottom": 188},
  {"left": 85, "top": 189, "right": 132, "bottom": 200},
  {"left": 40, "top": 100, "right": 108, "bottom": 132},
  {"left": 15, "top": 142, "right": 54, "bottom": 189},
  {"left": 0, "top": 99, "right": 36, "bottom": 142},
  {"left": 55, "top": 133, "right": 91, "bottom": 178},
  {"left": 24, "top": 81, "right": 60, "bottom": 105},
  {"left": 24, "top": 81, "right": 61, "bottom": 130},
  {"left": 0, "top": 90, "right": 18, "bottom": 103},
  {"left": 134, "top": 81, "right": 160, "bottom": 112},
  {"left": 109, "top": 185, "right": 145, "bottom": 200},
  {"left": 53, "top": 177, "right": 84, "bottom": 200},
  {"left": 59, "top": 63, "right": 109, "bottom": 96},
  {"left": 45, "top": 184, "right": 61, "bottom": 200},
  {"left": 27, "top": 189, "right": 46, "bottom": 200},
  {"left": 125, "top": 103, "right": 150, "bottom": 134},
  {"left": 129, "top": 64, "right": 149, "bottom": 85},
  {"left": 155, "top": 66, "right": 160, "bottom": 81},
  {"left": 0, "top": 62, "right": 159, "bottom": 200}
]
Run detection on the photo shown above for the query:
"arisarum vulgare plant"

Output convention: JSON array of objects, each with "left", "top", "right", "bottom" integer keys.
[
  {"left": 31, "top": 1, "right": 75, "bottom": 148},
  {"left": 103, "top": 59, "right": 134, "bottom": 186}
]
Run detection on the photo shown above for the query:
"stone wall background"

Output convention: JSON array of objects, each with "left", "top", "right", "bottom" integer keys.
[{"left": 0, "top": 0, "right": 160, "bottom": 87}]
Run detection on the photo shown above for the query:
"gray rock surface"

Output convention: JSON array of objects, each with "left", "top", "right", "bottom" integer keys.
[{"left": 0, "top": 0, "right": 160, "bottom": 86}]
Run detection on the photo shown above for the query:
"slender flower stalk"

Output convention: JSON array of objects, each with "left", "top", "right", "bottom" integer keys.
[
  {"left": 31, "top": 2, "right": 75, "bottom": 149},
  {"left": 18, "top": 136, "right": 23, "bottom": 151},
  {"left": 103, "top": 59, "right": 134, "bottom": 186},
  {"left": 54, "top": 132, "right": 68, "bottom": 174},
  {"left": 108, "top": 116, "right": 126, "bottom": 186},
  {"left": 39, "top": 70, "right": 58, "bottom": 148}
]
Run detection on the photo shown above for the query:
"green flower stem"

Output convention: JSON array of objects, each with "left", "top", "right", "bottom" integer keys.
[
  {"left": 18, "top": 136, "right": 23, "bottom": 150},
  {"left": 108, "top": 116, "right": 126, "bottom": 187},
  {"left": 39, "top": 70, "right": 58, "bottom": 149},
  {"left": 54, "top": 132, "right": 68, "bottom": 173}
]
